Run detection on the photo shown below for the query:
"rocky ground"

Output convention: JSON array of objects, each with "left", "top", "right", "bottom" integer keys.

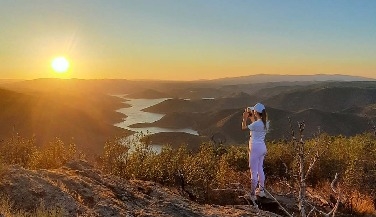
[{"left": 0, "top": 161, "right": 282, "bottom": 217}]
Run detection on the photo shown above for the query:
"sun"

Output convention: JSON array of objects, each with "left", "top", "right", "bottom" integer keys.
[{"left": 51, "top": 56, "right": 70, "bottom": 73}]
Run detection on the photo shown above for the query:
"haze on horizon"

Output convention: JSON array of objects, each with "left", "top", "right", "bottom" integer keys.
[{"left": 1, "top": 0, "right": 375, "bottom": 81}]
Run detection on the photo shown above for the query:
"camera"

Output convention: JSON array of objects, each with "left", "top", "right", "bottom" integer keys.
[{"left": 246, "top": 107, "right": 253, "bottom": 116}]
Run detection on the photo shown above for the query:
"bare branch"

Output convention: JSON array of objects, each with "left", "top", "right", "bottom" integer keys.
[
  {"left": 327, "top": 173, "right": 340, "bottom": 217},
  {"left": 305, "top": 150, "right": 319, "bottom": 180},
  {"left": 263, "top": 188, "right": 294, "bottom": 217},
  {"left": 306, "top": 202, "right": 329, "bottom": 217},
  {"left": 307, "top": 206, "right": 315, "bottom": 217},
  {"left": 305, "top": 173, "right": 341, "bottom": 217},
  {"left": 331, "top": 173, "right": 339, "bottom": 194},
  {"left": 282, "top": 161, "right": 289, "bottom": 175}
]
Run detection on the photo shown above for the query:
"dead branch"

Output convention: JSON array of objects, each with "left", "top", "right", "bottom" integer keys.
[
  {"left": 305, "top": 173, "right": 341, "bottom": 217},
  {"left": 305, "top": 150, "right": 319, "bottom": 180},
  {"left": 326, "top": 173, "right": 340, "bottom": 216},
  {"left": 263, "top": 188, "right": 294, "bottom": 217}
]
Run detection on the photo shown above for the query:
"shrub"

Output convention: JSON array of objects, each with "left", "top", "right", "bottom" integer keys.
[
  {"left": 98, "top": 132, "right": 376, "bottom": 214},
  {"left": 181, "top": 143, "right": 219, "bottom": 201},
  {"left": 147, "top": 145, "right": 190, "bottom": 185},
  {"left": 0, "top": 133, "right": 77, "bottom": 170},
  {"left": 265, "top": 132, "right": 376, "bottom": 215},
  {"left": 124, "top": 138, "right": 155, "bottom": 180},
  {"left": 100, "top": 137, "right": 129, "bottom": 177},
  {"left": 0, "top": 133, "right": 37, "bottom": 167},
  {"left": 28, "top": 138, "right": 77, "bottom": 169},
  {"left": 264, "top": 141, "right": 295, "bottom": 182},
  {"left": 214, "top": 145, "right": 249, "bottom": 190}
]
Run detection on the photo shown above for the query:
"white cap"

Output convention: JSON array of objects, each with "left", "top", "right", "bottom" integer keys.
[{"left": 254, "top": 103, "right": 265, "bottom": 113}]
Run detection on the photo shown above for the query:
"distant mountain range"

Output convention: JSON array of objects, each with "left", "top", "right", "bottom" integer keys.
[
  {"left": 2, "top": 74, "right": 374, "bottom": 93},
  {"left": 134, "top": 80, "right": 376, "bottom": 148},
  {"left": 1, "top": 75, "right": 375, "bottom": 153},
  {"left": 207, "top": 74, "right": 375, "bottom": 85}
]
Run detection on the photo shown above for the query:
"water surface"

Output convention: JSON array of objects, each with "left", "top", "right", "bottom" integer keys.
[{"left": 114, "top": 97, "right": 198, "bottom": 136}]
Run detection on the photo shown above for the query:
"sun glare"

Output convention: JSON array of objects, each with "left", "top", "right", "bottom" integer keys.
[{"left": 51, "top": 57, "right": 69, "bottom": 73}]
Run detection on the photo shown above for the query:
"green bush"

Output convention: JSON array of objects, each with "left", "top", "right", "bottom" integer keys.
[
  {"left": 28, "top": 138, "right": 77, "bottom": 169},
  {"left": 266, "top": 132, "right": 376, "bottom": 206},
  {"left": 99, "top": 132, "right": 376, "bottom": 208},
  {"left": 0, "top": 133, "right": 37, "bottom": 167},
  {"left": 100, "top": 137, "right": 129, "bottom": 177},
  {"left": 147, "top": 145, "right": 190, "bottom": 184},
  {"left": 0, "top": 134, "right": 77, "bottom": 170},
  {"left": 264, "top": 140, "right": 294, "bottom": 181},
  {"left": 2, "top": 130, "right": 374, "bottom": 213}
]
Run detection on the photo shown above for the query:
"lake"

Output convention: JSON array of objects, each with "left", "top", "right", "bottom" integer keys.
[{"left": 114, "top": 96, "right": 199, "bottom": 152}]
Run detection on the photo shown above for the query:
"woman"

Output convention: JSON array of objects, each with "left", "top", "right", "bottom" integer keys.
[{"left": 242, "top": 103, "right": 269, "bottom": 199}]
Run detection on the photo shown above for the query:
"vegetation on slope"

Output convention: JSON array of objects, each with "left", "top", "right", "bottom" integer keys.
[
  {"left": 0, "top": 129, "right": 375, "bottom": 216},
  {"left": 99, "top": 132, "right": 376, "bottom": 216},
  {"left": 0, "top": 134, "right": 276, "bottom": 217}
]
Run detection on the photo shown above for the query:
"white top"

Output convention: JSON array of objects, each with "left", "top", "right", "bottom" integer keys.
[{"left": 248, "top": 119, "right": 268, "bottom": 144}]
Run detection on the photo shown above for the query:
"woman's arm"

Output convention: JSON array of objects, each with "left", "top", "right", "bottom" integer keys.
[{"left": 241, "top": 110, "right": 249, "bottom": 130}]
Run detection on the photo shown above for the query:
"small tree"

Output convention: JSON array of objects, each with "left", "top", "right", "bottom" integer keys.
[
  {"left": 101, "top": 137, "right": 129, "bottom": 177},
  {"left": 0, "top": 132, "right": 37, "bottom": 167},
  {"left": 288, "top": 118, "right": 341, "bottom": 217}
]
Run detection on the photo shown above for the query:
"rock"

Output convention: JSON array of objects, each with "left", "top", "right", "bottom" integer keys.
[{"left": 0, "top": 160, "right": 281, "bottom": 216}]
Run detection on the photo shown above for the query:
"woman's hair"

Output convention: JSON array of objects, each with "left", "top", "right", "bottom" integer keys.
[{"left": 259, "top": 109, "right": 268, "bottom": 130}]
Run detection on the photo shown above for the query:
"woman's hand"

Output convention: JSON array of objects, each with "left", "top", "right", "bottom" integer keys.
[
  {"left": 241, "top": 110, "right": 249, "bottom": 130},
  {"left": 243, "top": 109, "right": 249, "bottom": 119}
]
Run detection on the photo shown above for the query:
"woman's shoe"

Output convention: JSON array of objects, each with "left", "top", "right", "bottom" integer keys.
[
  {"left": 249, "top": 195, "right": 257, "bottom": 201},
  {"left": 256, "top": 189, "right": 266, "bottom": 197},
  {"left": 244, "top": 192, "right": 257, "bottom": 201}
]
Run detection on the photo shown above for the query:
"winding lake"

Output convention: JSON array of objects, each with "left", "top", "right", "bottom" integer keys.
[{"left": 114, "top": 96, "right": 198, "bottom": 136}]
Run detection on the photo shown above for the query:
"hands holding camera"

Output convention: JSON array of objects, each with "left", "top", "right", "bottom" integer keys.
[
  {"left": 243, "top": 107, "right": 254, "bottom": 119},
  {"left": 242, "top": 107, "right": 255, "bottom": 129},
  {"left": 243, "top": 107, "right": 255, "bottom": 122}
]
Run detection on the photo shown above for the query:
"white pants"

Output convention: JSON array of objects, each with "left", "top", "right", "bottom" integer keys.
[{"left": 249, "top": 142, "right": 267, "bottom": 194}]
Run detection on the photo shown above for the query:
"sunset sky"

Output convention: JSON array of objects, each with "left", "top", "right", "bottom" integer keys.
[{"left": 1, "top": 0, "right": 375, "bottom": 80}]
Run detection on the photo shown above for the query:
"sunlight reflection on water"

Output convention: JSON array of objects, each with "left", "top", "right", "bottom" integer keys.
[
  {"left": 114, "top": 96, "right": 198, "bottom": 137},
  {"left": 113, "top": 96, "right": 199, "bottom": 153}
]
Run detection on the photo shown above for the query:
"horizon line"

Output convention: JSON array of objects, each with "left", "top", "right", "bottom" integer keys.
[{"left": 0, "top": 73, "right": 375, "bottom": 82}]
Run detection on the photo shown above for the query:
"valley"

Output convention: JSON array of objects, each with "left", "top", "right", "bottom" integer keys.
[{"left": 1, "top": 75, "right": 375, "bottom": 155}]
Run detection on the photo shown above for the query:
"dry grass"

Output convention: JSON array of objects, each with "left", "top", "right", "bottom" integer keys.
[
  {"left": 0, "top": 197, "right": 63, "bottom": 217},
  {"left": 345, "top": 191, "right": 376, "bottom": 215},
  {"left": 301, "top": 181, "right": 376, "bottom": 216},
  {"left": 0, "top": 162, "right": 9, "bottom": 178}
]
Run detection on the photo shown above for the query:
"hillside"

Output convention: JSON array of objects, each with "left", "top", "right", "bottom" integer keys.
[
  {"left": 133, "top": 84, "right": 376, "bottom": 145},
  {"left": 264, "top": 86, "right": 376, "bottom": 113},
  {"left": 267, "top": 108, "right": 370, "bottom": 139},
  {"left": 126, "top": 89, "right": 172, "bottom": 99},
  {"left": 2, "top": 78, "right": 376, "bottom": 152},
  {"left": 0, "top": 88, "right": 127, "bottom": 154},
  {"left": 0, "top": 160, "right": 280, "bottom": 217},
  {"left": 142, "top": 92, "right": 255, "bottom": 114},
  {"left": 208, "top": 74, "right": 375, "bottom": 85}
]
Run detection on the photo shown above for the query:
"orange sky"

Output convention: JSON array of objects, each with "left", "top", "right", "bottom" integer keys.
[{"left": 1, "top": 1, "right": 375, "bottom": 80}]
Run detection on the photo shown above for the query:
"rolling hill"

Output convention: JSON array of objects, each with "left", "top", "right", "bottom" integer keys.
[
  {"left": 132, "top": 82, "right": 376, "bottom": 147},
  {"left": 208, "top": 74, "right": 375, "bottom": 85},
  {"left": 264, "top": 86, "right": 376, "bottom": 113},
  {"left": 0, "top": 87, "right": 127, "bottom": 154},
  {"left": 1, "top": 77, "right": 376, "bottom": 152}
]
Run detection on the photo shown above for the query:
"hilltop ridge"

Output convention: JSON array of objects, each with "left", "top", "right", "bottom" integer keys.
[{"left": 0, "top": 160, "right": 280, "bottom": 217}]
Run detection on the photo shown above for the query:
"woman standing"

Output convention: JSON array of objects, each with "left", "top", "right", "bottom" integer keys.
[{"left": 242, "top": 103, "right": 269, "bottom": 200}]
